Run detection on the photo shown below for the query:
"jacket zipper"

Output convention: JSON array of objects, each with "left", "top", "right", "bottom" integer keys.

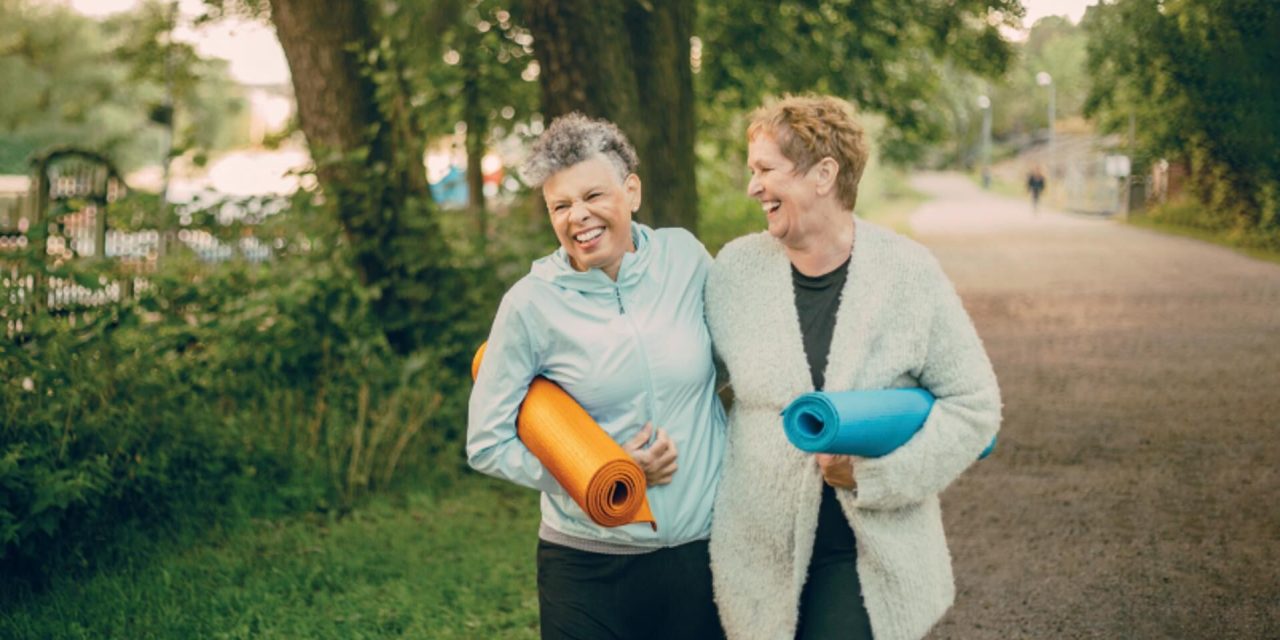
[{"left": 615, "top": 283, "right": 665, "bottom": 541}]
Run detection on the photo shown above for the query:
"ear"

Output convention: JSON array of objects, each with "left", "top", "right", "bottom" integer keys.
[
  {"left": 625, "top": 173, "right": 642, "bottom": 213},
  {"left": 813, "top": 157, "right": 839, "bottom": 197}
]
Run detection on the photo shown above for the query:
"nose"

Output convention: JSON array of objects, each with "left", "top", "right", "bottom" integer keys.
[
  {"left": 747, "top": 174, "right": 762, "bottom": 198},
  {"left": 569, "top": 199, "right": 591, "bottom": 221}
]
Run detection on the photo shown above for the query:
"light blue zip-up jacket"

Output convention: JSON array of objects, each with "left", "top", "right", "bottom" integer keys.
[{"left": 467, "top": 222, "right": 726, "bottom": 548}]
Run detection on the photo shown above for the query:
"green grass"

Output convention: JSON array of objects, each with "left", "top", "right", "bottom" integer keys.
[
  {"left": 1126, "top": 215, "right": 1280, "bottom": 265},
  {"left": 0, "top": 475, "right": 542, "bottom": 639},
  {"left": 858, "top": 172, "right": 927, "bottom": 236}
]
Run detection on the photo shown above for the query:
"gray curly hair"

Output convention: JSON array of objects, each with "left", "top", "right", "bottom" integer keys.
[{"left": 520, "top": 113, "right": 640, "bottom": 187}]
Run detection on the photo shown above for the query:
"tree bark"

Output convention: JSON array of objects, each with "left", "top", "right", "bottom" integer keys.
[
  {"left": 462, "top": 42, "right": 488, "bottom": 244},
  {"left": 524, "top": 0, "right": 698, "bottom": 232},
  {"left": 268, "top": 0, "right": 446, "bottom": 354}
]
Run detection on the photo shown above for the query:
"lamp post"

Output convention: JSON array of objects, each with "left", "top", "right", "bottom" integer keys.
[
  {"left": 977, "top": 94, "right": 992, "bottom": 189},
  {"left": 1036, "top": 71, "right": 1055, "bottom": 172}
]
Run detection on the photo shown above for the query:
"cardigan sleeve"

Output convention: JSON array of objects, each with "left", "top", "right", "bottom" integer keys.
[
  {"left": 465, "top": 291, "right": 569, "bottom": 497},
  {"left": 850, "top": 259, "right": 1002, "bottom": 510}
]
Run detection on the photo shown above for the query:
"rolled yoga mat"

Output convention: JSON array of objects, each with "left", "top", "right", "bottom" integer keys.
[
  {"left": 472, "top": 344, "right": 656, "bottom": 529},
  {"left": 781, "top": 388, "right": 996, "bottom": 459}
]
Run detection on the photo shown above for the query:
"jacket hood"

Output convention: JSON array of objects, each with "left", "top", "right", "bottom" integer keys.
[{"left": 529, "top": 222, "right": 653, "bottom": 293}]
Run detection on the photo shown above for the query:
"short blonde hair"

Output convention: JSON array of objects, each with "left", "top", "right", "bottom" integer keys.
[{"left": 747, "top": 95, "right": 869, "bottom": 210}]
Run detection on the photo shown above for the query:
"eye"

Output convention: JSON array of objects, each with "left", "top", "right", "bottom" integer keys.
[
  {"left": 586, "top": 192, "right": 602, "bottom": 200},
  {"left": 551, "top": 203, "right": 570, "bottom": 214}
]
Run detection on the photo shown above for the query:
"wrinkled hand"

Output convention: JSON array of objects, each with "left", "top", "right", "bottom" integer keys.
[
  {"left": 622, "top": 422, "right": 679, "bottom": 486},
  {"left": 815, "top": 453, "right": 856, "bottom": 490}
]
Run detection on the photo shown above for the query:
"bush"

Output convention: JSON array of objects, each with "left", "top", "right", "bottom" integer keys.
[{"left": 0, "top": 192, "right": 539, "bottom": 590}]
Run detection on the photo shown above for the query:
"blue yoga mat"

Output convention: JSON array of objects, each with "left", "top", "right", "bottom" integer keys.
[{"left": 781, "top": 388, "right": 996, "bottom": 459}]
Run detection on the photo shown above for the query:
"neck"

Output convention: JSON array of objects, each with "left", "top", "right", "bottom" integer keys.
[{"left": 785, "top": 210, "right": 855, "bottom": 277}]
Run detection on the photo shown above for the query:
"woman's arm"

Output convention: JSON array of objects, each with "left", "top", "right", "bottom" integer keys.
[
  {"left": 466, "top": 295, "right": 568, "bottom": 496},
  {"left": 851, "top": 261, "right": 1002, "bottom": 510}
]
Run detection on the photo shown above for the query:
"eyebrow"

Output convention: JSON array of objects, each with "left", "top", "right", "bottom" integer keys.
[{"left": 549, "top": 183, "right": 610, "bottom": 202}]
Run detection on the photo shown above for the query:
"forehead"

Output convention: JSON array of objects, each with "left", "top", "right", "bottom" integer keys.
[
  {"left": 747, "top": 133, "right": 790, "bottom": 165},
  {"left": 542, "top": 155, "right": 622, "bottom": 198}
]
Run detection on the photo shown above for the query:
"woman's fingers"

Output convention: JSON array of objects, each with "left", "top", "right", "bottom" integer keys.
[
  {"left": 623, "top": 422, "right": 654, "bottom": 453},
  {"left": 644, "top": 428, "right": 679, "bottom": 485},
  {"left": 815, "top": 453, "right": 856, "bottom": 489}
]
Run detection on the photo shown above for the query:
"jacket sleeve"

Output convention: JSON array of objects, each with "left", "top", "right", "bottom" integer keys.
[
  {"left": 466, "top": 293, "right": 568, "bottom": 496},
  {"left": 851, "top": 260, "right": 1002, "bottom": 510}
]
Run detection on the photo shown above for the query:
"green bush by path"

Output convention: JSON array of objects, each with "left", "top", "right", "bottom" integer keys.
[
  {"left": 0, "top": 474, "right": 542, "bottom": 639},
  {"left": 1128, "top": 198, "right": 1280, "bottom": 265},
  {"left": 0, "top": 192, "right": 546, "bottom": 590}
]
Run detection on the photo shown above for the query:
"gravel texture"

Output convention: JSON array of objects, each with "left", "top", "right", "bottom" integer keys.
[{"left": 908, "top": 173, "right": 1280, "bottom": 640}]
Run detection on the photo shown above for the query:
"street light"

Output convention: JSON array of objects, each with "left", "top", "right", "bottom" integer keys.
[
  {"left": 977, "top": 94, "right": 992, "bottom": 188},
  {"left": 1036, "top": 71, "right": 1055, "bottom": 157}
]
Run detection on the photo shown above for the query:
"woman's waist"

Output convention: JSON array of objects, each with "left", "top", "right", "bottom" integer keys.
[{"left": 540, "top": 473, "right": 719, "bottom": 546}]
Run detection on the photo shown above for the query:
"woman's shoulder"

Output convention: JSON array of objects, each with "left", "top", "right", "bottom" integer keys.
[
  {"left": 856, "top": 218, "right": 943, "bottom": 276},
  {"left": 711, "top": 231, "right": 780, "bottom": 270},
  {"left": 498, "top": 269, "right": 561, "bottom": 318}
]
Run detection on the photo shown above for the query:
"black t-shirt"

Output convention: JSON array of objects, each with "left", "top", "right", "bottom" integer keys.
[
  {"left": 791, "top": 257, "right": 850, "bottom": 391},
  {"left": 792, "top": 256, "right": 858, "bottom": 561}
]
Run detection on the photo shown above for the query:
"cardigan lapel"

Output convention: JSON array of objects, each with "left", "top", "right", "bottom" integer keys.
[
  {"left": 822, "top": 218, "right": 881, "bottom": 392},
  {"left": 762, "top": 236, "right": 817, "bottom": 398}
]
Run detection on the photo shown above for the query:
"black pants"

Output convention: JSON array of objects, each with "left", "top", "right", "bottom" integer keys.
[
  {"left": 536, "top": 538, "right": 725, "bottom": 640},
  {"left": 796, "top": 484, "right": 874, "bottom": 640}
]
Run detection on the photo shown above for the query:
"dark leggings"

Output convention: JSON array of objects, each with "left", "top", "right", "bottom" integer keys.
[
  {"left": 536, "top": 538, "right": 725, "bottom": 640},
  {"left": 796, "top": 484, "right": 874, "bottom": 640}
]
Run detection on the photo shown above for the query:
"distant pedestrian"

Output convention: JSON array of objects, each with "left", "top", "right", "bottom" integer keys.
[{"left": 1027, "top": 166, "right": 1046, "bottom": 213}]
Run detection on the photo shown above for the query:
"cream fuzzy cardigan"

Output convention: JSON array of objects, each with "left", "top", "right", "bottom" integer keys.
[{"left": 705, "top": 219, "right": 1001, "bottom": 640}]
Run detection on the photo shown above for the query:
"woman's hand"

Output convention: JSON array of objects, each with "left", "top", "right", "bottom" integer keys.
[
  {"left": 622, "top": 422, "right": 679, "bottom": 486},
  {"left": 815, "top": 453, "right": 856, "bottom": 490}
]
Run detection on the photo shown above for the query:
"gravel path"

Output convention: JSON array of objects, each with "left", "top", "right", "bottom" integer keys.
[{"left": 909, "top": 173, "right": 1280, "bottom": 639}]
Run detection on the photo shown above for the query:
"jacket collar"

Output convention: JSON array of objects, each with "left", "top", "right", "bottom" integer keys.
[{"left": 530, "top": 221, "right": 653, "bottom": 293}]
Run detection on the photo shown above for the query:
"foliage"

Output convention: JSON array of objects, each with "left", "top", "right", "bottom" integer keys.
[
  {"left": 1083, "top": 0, "right": 1280, "bottom": 243},
  {"left": 0, "top": 187, "right": 542, "bottom": 588},
  {"left": 1133, "top": 195, "right": 1280, "bottom": 256},
  {"left": 384, "top": 1, "right": 539, "bottom": 143},
  {"left": 695, "top": 0, "right": 1023, "bottom": 165},
  {"left": 0, "top": 0, "right": 245, "bottom": 174},
  {"left": 105, "top": 0, "right": 249, "bottom": 165},
  {"left": 988, "top": 16, "right": 1089, "bottom": 143}
]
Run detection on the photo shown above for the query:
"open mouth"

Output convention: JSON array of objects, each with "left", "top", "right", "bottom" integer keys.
[
  {"left": 762, "top": 201, "right": 781, "bottom": 216},
  {"left": 574, "top": 227, "right": 605, "bottom": 243}
]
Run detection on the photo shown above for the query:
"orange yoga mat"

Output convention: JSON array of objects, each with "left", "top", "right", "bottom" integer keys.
[{"left": 472, "top": 344, "right": 656, "bottom": 529}]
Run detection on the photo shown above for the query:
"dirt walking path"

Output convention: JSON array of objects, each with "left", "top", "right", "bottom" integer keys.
[{"left": 909, "top": 173, "right": 1279, "bottom": 639}]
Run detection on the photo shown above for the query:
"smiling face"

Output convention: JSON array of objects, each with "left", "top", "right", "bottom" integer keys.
[
  {"left": 542, "top": 154, "right": 641, "bottom": 280},
  {"left": 747, "top": 133, "right": 826, "bottom": 247}
]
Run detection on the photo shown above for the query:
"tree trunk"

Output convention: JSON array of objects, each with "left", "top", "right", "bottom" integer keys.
[
  {"left": 462, "top": 43, "right": 488, "bottom": 245},
  {"left": 268, "top": 0, "right": 446, "bottom": 354},
  {"left": 524, "top": 0, "right": 698, "bottom": 232}
]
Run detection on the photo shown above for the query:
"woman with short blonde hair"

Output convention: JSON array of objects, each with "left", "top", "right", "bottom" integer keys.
[{"left": 707, "top": 95, "right": 1001, "bottom": 640}]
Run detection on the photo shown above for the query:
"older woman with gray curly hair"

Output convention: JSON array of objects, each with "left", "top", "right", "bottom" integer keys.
[{"left": 467, "top": 113, "right": 727, "bottom": 640}]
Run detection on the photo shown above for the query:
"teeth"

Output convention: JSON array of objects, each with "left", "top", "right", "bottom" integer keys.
[
  {"left": 575, "top": 228, "right": 604, "bottom": 242},
  {"left": 762, "top": 202, "right": 780, "bottom": 214}
]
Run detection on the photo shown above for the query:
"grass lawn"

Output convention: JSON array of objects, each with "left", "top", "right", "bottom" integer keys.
[
  {"left": 1, "top": 475, "right": 542, "bottom": 639},
  {"left": 1125, "top": 215, "right": 1280, "bottom": 265}
]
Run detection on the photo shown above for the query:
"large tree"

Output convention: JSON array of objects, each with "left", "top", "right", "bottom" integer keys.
[
  {"left": 267, "top": 0, "right": 452, "bottom": 354},
  {"left": 524, "top": 0, "right": 697, "bottom": 231}
]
